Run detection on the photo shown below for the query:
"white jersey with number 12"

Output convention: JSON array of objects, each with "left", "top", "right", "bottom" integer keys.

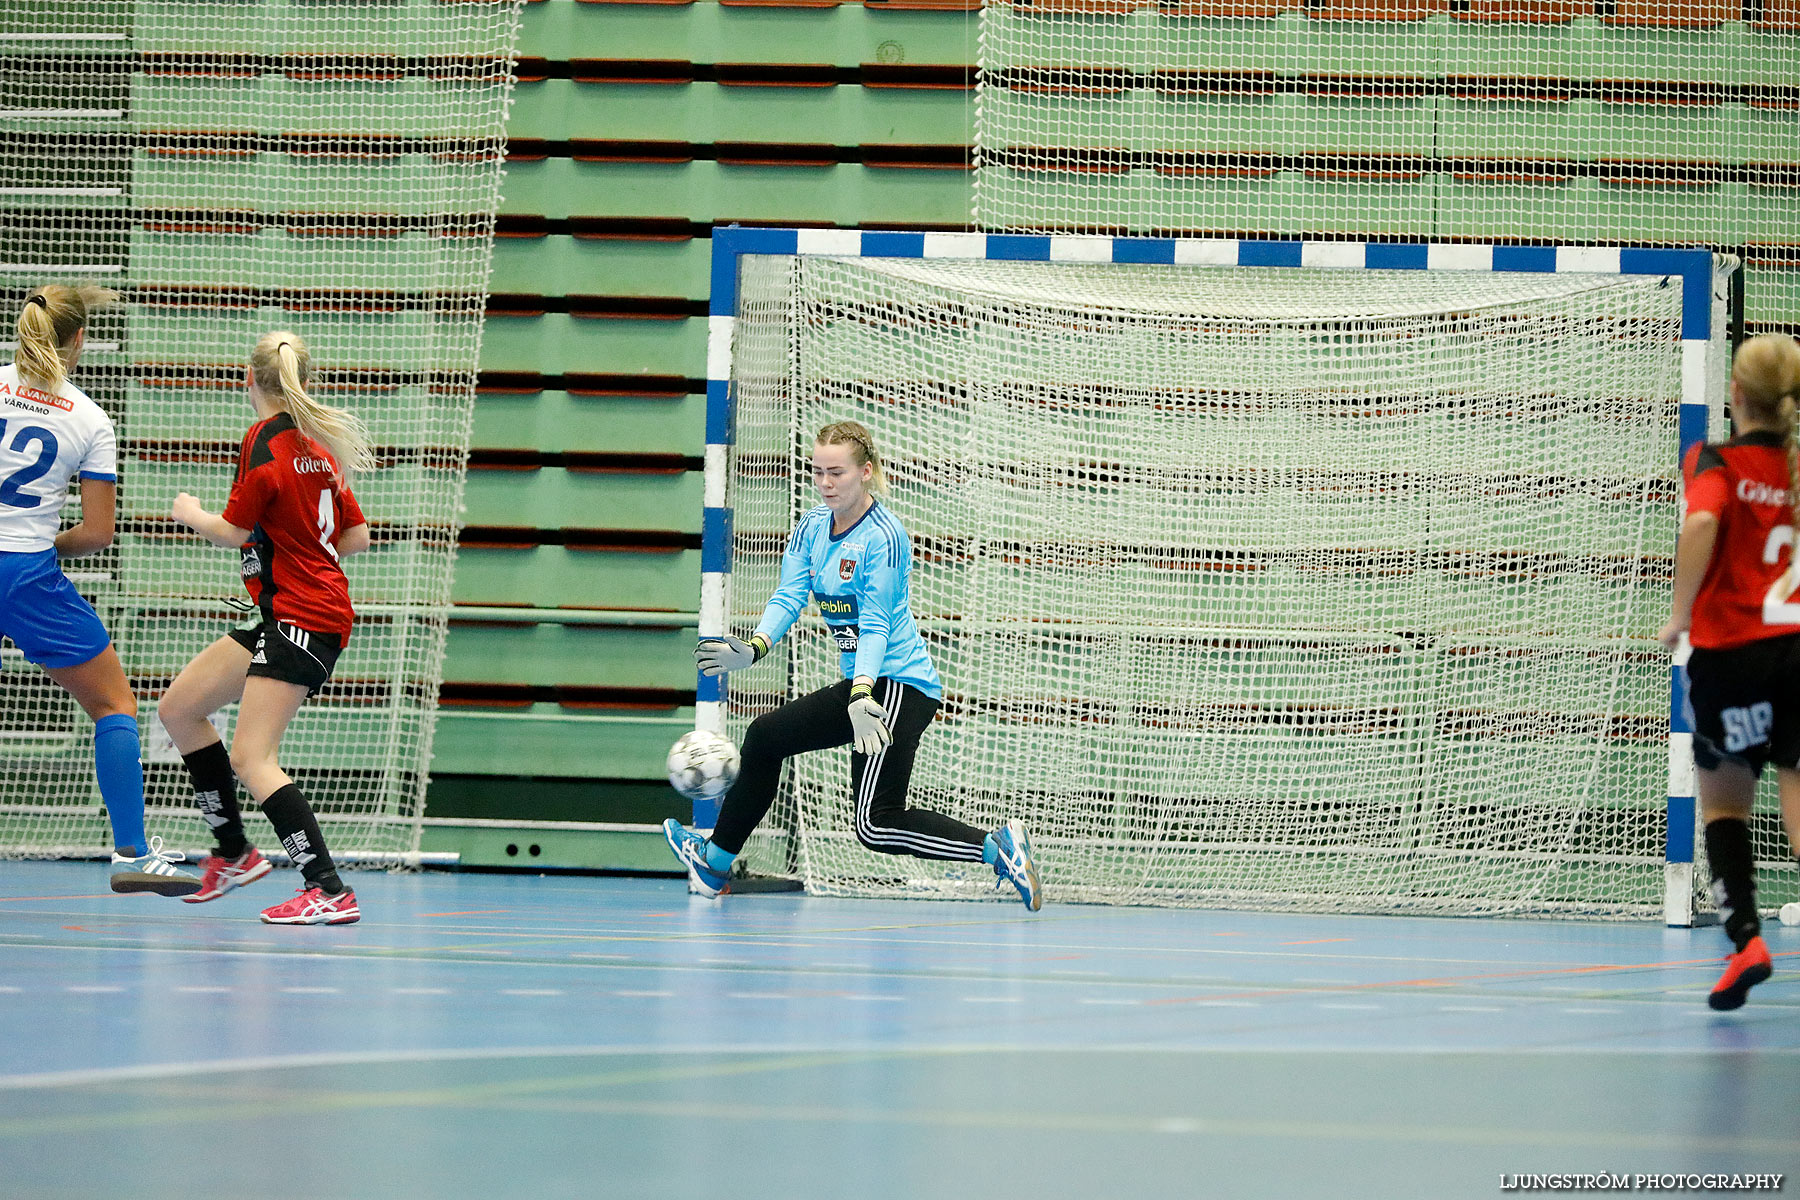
[{"left": 0, "top": 363, "right": 117, "bottom": 554}]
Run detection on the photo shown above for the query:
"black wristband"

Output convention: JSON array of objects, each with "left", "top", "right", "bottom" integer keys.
[
  {"left": 849, "top": 682, "right": 873, "bottom": 703},
  {"left": 749, "top": 633, "right": 770, "bottom": 662}
]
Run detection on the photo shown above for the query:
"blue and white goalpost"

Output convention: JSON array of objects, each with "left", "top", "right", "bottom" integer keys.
[{"left": 701, "top": 228, "right": 1731, "bottom": 921}]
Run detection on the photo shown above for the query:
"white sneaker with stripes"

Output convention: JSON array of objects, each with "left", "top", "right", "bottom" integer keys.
[{"left": 110, "top": 835, "right": 202, "bottom": 897}]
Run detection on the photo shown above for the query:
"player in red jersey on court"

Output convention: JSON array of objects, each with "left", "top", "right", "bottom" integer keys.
[
  {"left": 158, "top": 331, "right": 375, "bottom": 925},
  {"left": 1659, "top": 332, "right": 1800, "bottom": 1009}
]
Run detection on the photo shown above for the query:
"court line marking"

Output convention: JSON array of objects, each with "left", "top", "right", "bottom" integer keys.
[
  {"left": 6, "top": 1039, "right": 1798, "bottom": 1096},
  {"left": 1148, "top": 952, "right": 1797, "bottom": 1007},
  {"left": 472, "top": 1094, "right": 1800, "bottom": 1155},
  {"left": 6, "top": 1047, "right": 1797, "bottom": 1156},
  {"left": 0, "top": 917, "right": 1709, "bottom": 982},
  {"left": 0, "top": 934, "right": 1767, "bottom": 1009}
]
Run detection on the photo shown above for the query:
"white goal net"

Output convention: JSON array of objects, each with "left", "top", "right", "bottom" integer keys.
[
  {"left": 973, "top": 1, "right": 1799, "bottom": 341},
  {"left": 726, "top": 249, "right": 1702, "bottom": 916},
  {"left": 0, "top": 0, "right": 520, "bottom": 861}
]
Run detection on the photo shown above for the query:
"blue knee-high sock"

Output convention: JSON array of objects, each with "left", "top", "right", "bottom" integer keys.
[{"left": 94, "top": 713, "right": 146, "bottom": 857}]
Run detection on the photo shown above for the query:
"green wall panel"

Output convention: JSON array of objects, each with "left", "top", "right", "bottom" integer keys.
[
  {"left": 472, "top": 390, "right": 705, "bottom": 454},
  {"left": 444, "top": 622, "right": 696, "bottom": 688},
  {"left": 489, "top": 237, "right": 711, "bottom": 300},
  {"left": 478, "top": 312, "right": 705, "bottom": 376},
  {"left": 517, "top": 0, "right": 978, "bottom": 68},
  {"left": 432, "top": 707, "right": 692, "bottom": 779},
  {"left": 499, "top": 159, "right": 972, "bottom": 225},
  {"left": 453, "top": 545, "right": 699, "bottom": 611},
  {"left": 508, "top": 79, "right": 972, "bottom": 145},
  {"left": 462, "top": 465, "right": 703, "bottom": 530}
]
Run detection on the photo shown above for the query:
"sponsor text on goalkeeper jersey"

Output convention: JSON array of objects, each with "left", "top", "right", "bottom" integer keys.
[{"left": 753, "top": 501, "right": 941, "bottom": 699}]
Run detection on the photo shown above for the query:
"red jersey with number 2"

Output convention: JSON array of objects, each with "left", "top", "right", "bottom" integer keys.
[
  {"left": 1683, "top": 429, "right": 1800, "bottom": 650},
  {"left": 222, "top": 412, "right": 365, "bottom": 640}
]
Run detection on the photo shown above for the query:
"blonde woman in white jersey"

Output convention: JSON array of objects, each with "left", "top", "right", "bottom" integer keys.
[{"left": 0, "top": 285, "right": 197, "bottom": 894}]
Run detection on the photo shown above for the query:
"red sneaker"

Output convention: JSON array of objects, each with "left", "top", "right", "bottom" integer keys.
[
  {"left": 183, "top": 846, "right": 273, "bottom": 903},
  {"left": 259, "top": 886, "right": 360, "bottom": 926},
  {"left": 1708, "top": 935, "right": 1772, "bottom": 1011}
]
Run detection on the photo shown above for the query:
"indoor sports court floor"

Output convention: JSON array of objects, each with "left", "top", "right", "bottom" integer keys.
[{"left": 1, "top": 861, "right": 1795, "bottom": 1200}]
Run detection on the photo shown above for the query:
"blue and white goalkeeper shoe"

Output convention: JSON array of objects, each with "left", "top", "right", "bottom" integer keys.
[
  {"left": 990, "top": 819, "right": 1043, "bottom": 912},
  {"left": 663, "top": 819, "right": 729, "bottom": 898}
]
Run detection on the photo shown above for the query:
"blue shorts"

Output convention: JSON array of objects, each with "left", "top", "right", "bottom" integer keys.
[{"left": 0, "top": 549, "right": 112, "bottom": 670}]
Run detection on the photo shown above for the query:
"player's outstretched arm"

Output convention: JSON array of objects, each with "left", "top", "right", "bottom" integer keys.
[
  {"left": 1659, "top": 509, "right": 1719, "bottom": 649},
  {"left": 171, "top": 491, "right": 251, "bottom": 550},
  {"left": 696, "top": 633, "right": 770, "bottom": 676},
  {"left": 54, "top": 478, "right": 116, "bottom": 558}
]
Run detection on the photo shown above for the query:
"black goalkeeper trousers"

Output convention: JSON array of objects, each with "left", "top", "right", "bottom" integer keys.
[{"left": 708, "top": 677, "right": 987, "bottom": 861}]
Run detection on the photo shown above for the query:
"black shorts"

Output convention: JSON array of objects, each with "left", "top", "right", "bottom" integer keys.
[
  {"left": 229, "top": 620, "right": 343, "bottom": 697},
  {"left": 1684, "top": 632, "right": 1800, "bottom": 774}
]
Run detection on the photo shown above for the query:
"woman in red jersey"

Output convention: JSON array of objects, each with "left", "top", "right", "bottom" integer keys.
[
  {"left": 158, "top": 331, "right": 374, "bottom": 926},
  {"left": 1659, "top": 332, "right": 1800, "bottom": 1009}
]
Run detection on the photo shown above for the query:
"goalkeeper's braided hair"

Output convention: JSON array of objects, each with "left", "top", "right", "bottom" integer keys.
[{"left": 817, "top": 419, "right": 887, "bottom": 495}]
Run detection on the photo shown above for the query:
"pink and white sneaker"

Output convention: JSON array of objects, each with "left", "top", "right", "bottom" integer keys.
[
  {"left": 183, "top": 846, "right": 273, "bottom": 903},
  {"left": 259, "top": 886, "right": 360, "bottom": 926}
]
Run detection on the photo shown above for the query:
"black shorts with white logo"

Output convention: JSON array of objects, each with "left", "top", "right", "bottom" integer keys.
[
  {"left": 1684, "top": 632, "right": 1800, "bottom": 774},
  {"left": 229, "top": 620, "right": 343, "bottom": 697}
]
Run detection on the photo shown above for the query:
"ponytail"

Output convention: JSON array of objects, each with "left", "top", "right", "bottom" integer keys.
[
  {"left": 250, "top": 331, "right": 376, "bottom": 485},
  {"left": 1784, "top": 394, "right": 1799, "bottom": 547},
  {"left": 12, "top": 284, "right": 116, "bottom": 391},
  {"left": 1732, "top": 333, "right": 1800, "bottom": 573},
  {"left": 1735, "top": 338, "right": 1800, "bottom": 543}
]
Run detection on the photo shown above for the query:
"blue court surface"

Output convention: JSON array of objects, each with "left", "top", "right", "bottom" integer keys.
[{"left": 1, "top": 861, "right": 1795, "bottom": 1200}]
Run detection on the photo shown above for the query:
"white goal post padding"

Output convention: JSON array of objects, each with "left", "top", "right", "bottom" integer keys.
[{"left": 702, "top": 230, "right": 1728, "bottom": 920}]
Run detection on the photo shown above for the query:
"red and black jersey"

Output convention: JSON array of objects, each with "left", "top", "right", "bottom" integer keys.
[
  {"left": 1683, "top": 429, "right": 1800, "bottom": 650},
  {"left": 222, "top": 412, "right": 366, "bottom": 640}
]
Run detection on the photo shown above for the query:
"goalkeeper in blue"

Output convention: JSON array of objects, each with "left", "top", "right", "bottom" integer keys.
[{"left": 664, "top": 420, "right": 1043, "bottom": 910}]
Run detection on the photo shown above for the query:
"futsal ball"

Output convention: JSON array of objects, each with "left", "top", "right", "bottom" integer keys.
[
  {"left": 1781, "top": 901, "right": 1800, "bottom": 927},
  {"left": 666, "top": 729, "right": 740, "bottom": 802}
]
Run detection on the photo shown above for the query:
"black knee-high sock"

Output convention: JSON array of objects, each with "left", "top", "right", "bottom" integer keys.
[
  {"left": 1705, "top": 817, "right": 1759, "bottom": 950},
  {"left": 260, "top": 783, "right": 343, "bottom": 895},
  {"left": 182, "top": 741, "right": 246, "bottom": 859}
]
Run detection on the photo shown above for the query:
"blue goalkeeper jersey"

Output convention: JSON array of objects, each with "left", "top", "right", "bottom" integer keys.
[{"left": 753, "top": 500, "right": 941, "bottom": 700}]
